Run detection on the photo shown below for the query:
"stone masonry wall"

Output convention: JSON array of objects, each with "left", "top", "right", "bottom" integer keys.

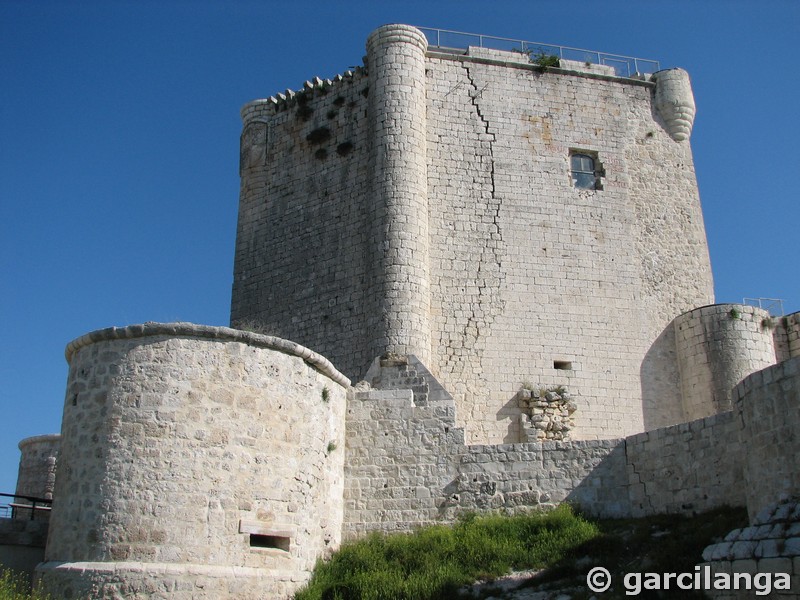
[
  {"left": 625, "top": 410, "right": 745, "bottom": 518},
  {"left": 345, "top": 355, "right": 761, "bottom": 537},
  {"left": 343, "top": 357, "right": 631, "bottom": 538},
  {"left": 366, "top": 25, "right": 432, "bottom": 366},
  {"left": 774, "top": 312, "right": 800, "bottom": 362},
  {"left": 38, "top": 323, "right": 349, "bottom": 600},
  {"left": 14, "top": 434, "right": 60, "bottom": 519},
  {"left": 790, "top": 313, "right": 800, "bottom": 358},
  {"left": 701, "top": 498, "right": 800, "bottom": 600},
  {"left": 231, "top": 66, "right": 378, "bottom": 381},
  {"left": 230, "top": 26, "right": 714, "bottom": 446},
  {"left": 424, "top": 45, "right": 712, "bottom": 443}
]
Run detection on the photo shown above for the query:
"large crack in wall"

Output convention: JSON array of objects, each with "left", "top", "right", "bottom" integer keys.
[{"left": 454, "top": 64, "right": 507, "bottom": 439}]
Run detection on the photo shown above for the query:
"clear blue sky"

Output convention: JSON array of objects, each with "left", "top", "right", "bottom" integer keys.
[{"left": 1, "top": 0, "right": 798, "bottom": 496}]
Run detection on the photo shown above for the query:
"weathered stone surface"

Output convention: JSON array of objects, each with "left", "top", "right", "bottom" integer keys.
[
  {"left": 231, "top": 23, "right": 715, "bottom": 446},
  {"left": 41, "top": 324, "right": 348, "bottom": 599}
]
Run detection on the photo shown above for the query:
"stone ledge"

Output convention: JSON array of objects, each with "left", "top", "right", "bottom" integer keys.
[
  {"left": 18, "top": 433, "right": 61, "bottom": 450},
  {"left": 36, "top": 560, "right": 290, "bottom": 577},
  {"left": 64, "top": 322, "right": 350, "bottom": 388}
]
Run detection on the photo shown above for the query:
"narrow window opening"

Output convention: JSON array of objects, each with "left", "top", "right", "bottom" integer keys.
[
  {"left": 249, "top": 534, "right": 290, "bottom": 552},
  {"left": 554, "top": 360, "right": 572, "bottom": 371}
]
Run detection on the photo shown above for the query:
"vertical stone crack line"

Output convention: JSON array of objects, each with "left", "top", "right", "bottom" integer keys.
[
  {"left": 623, "top": 438, "right": 651, "bottom": 514},
  {"left": 463, "top": 65, "right": 498, "bottom": 221},
  {"left": 462, "top": 65, "right": 505, "bottom": 334},
  {"left": 454, "top": 64, "right": 506, "bottom": 425}
]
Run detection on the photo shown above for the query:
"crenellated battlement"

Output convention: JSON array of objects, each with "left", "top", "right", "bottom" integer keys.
[{"left": 240, "top": 66, "right": 368, "bottom": 120}]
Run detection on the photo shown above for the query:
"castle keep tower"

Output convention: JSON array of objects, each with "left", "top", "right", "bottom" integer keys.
[{"left": 231, "top": 24, "right": 714, "bottom": 443}]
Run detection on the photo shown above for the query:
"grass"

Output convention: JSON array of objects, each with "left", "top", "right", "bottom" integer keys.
[
  {"left": 516, "top": 506, "right": 747, "bottom": 599},
  {"left": 0, "top": 570, "right": 50, "bottom": 600},
  {"left": 295, "top": 504, "right": 599, "bottom": 600},
  {"left": 294, "top": 505, "right": 747, "bottom": 600}
]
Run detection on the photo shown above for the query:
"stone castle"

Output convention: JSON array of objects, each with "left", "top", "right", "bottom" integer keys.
[{"left": 5, "top": 24, "right": 800, "bottom": 599}]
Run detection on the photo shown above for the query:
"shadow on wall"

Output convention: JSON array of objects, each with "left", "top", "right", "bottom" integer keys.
[
  {"left": 640, "top": 324, "right": 684, "bottom": 431},
  {"left": 498, "top": 393, "right": 524, "bottom": 444},
  {"left": 565, "top": 443, "right": 631, "bottom": 518}
]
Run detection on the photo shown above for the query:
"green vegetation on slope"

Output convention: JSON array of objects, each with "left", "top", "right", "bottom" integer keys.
[
  {"left": 295, "top": 505, "right": 748, "bottom": 600},
  {"left": 526, "top": 506, "right": 748, "bottom": 599},
  {"left": 0, "top": 570, "right": 49, "bottom": 600},
  {"left": 295, "top": 504, "right": 600, "bottom": 600}
]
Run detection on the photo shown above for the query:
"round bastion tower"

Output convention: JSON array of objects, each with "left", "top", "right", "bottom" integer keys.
[
  {"left": 366, "top": 24, "right": 432, "bottom": 365},
  {"left": 15, "top": 434, "right": 60, "bottom": 518},
  {"left": 37, "top": 323, "right": 349, "bottom": 600},
  {"left": 674, "top": 304, "right": 777, "bottom": 420}
]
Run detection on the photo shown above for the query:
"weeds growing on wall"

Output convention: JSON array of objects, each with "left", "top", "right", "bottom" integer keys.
[
  {"left": 529, "top": 49, "right": 560, "bottom": 68},
  {"left": 0, "top": 570, "right": 50, "bottom": 600},
  {"left": 294, "top": 504, "right": 599, "bottom": 600}
]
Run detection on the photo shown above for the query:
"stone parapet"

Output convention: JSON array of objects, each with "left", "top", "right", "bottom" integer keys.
[{"left": 65, "top": 321, "right": 350, "bottom": 387}]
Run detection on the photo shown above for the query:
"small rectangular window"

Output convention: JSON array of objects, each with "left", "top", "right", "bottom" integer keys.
[
  {"left": 554, "top": 360, "right": 572, "bottom": 370},
  {"left": 239, "top": 519, "right": 292, "bottom": 553},
  {"left": 249, "top": 534, "right": 291, "bottom": 551}
]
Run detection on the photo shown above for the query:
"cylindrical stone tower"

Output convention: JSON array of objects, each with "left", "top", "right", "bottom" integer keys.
[
  {"left": 14, "top": 434, "right": 60, "bottom": 520},
  {"left": 653, "top": 68, "right": 696, "bottom": 141},
  {"left": 736, "top": 356, "right": 800, "bottom": 521},
  {"left": 367, "top": 24, "right": 431, "bottom": 365},
  {"left": 38, "top": 323, "right": 349, "bottom": 600},
  {"left": 674, "top": 304, "right": 777, "bottom": 420}
]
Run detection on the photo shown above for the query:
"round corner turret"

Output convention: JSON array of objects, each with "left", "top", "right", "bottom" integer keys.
[
  {"left": 653, "top": 68, "right": 696, "bottom": 141},
  {"left": 366, "top": 24, "right": 428, "bottom": 57}
]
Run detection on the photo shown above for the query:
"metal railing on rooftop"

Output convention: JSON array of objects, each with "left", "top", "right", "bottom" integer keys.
[
  {"left": 417, "top": 26, "right": 660, "bottom": 78},
  {"left": 0, "top": 492, "right": 52, "bottom": 521},
  {"left": 743, "top": 297, "right": 785, "bottom": 317}
]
